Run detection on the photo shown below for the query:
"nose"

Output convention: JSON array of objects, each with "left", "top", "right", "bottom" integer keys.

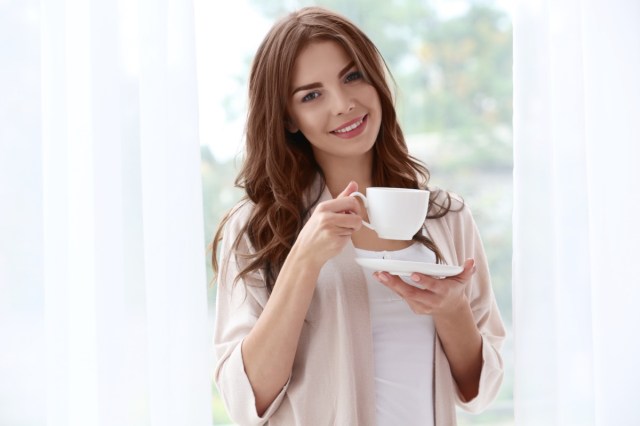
[{"left": 332, "top": 87, "right": 355, "bottom": 115}]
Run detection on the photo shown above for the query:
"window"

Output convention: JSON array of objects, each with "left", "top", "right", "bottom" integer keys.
[{"left": 197, "top": 0, "right": 513, "bottom": 424}]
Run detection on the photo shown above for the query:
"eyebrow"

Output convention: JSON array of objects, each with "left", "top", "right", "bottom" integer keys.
[{"left": 291, "top": 61, "right": 356, "bottom": 96}]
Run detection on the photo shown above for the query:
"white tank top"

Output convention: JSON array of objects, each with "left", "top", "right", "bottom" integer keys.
[{"left": 354, "top": 244, "right": 436, "bottom": 426}]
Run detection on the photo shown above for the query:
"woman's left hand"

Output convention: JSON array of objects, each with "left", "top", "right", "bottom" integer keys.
[
  {"left": 376, "top": 258, "right": 483, "bottom": 401},
  {"left": 374, "top": 258, "right": 476, "bottom": 319}
]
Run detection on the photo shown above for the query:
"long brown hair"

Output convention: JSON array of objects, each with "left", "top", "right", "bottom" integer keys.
[{"left": 211, "top": 7, "right": 456, "bottom": 292}]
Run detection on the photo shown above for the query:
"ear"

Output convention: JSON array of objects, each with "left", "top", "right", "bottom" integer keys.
[{"left": 285, "top": 118, "right": 299, "bottom": 133}]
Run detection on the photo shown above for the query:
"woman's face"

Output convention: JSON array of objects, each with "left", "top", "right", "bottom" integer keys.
[{"left": 287, "top": 40, "right": 382, "bottom": 167}]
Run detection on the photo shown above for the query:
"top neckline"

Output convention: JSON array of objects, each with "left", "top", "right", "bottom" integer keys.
[{"left": 353, "top": 243, "right": 418, "bottom": 255}]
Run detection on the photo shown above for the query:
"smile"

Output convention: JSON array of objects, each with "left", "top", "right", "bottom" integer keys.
[{"left": 331, "top": 115, "right": 368, "bottom": 138}]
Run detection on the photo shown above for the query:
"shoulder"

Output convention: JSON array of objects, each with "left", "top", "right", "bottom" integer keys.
[
  {"left": 224, "top": 198, "right": 255, "bottom": 232},
  {"left": 428, "top": 187, "right": 468, "bottom": 219},
  {"left": 426, "top": 188, "right": 485, "bottom": 259},
  {"left": 218, "top": 198, "right": 257, "bottom": 253},
  {"left": 426, "top": 188, "right": 480, "bottom": 243},
  {"left": 215, "top": 199, "right": 264, "bottom": 287}
]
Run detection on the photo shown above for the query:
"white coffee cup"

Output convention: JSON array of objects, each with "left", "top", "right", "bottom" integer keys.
[{"left": 350, "top": 187, "right": 430, "bottom": 240}]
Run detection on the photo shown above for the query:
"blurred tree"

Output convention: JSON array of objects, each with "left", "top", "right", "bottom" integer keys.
[{"left": 247, "top": 0, "right": 512, "bottom": 159}]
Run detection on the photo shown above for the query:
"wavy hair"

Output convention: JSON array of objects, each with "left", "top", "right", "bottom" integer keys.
[{"left": 211, "top": 7, "right": 456, "bottom": 292}]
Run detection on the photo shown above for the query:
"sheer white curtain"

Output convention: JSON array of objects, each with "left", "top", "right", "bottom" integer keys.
[
  {"left": 0, "top": 1, "right": 212, "bottom": 425},
  {"left": 513, "top": 0, "right": 640, "bottom": 424}
]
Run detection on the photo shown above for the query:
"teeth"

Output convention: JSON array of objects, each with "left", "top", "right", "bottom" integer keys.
[{"left": 334, "top": 118, "right": 364, "bottom": 133}]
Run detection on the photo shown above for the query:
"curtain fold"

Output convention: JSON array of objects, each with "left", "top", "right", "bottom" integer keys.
[
  {"left": 513, "top": 0, "right": 640, "bottom": 424},
  {"left": 1, "top": 1, "right": 212, "bottom": 425}
]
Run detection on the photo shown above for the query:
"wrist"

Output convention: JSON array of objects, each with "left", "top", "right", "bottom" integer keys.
[
  {"left": 285, "top": 244, "right": 325, "bottom": 274},
  {"left": 286, "top": 244, "right": 323, "bottom": 277},
  {"left": 434, "top": 294, "right": 471, "bottom": 325}
]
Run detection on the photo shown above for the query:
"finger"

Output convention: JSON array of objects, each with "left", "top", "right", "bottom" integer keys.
[
  {"left": 411, "top": 258, "right": 476, "bottom": 287},
  {"left": 330, "top": 211, "right": 364, "bottom": 230},
  {"left": 452, "top": 258, "right": 476, "bottom": 282},
  {"left": 334, "top": 227, "right": 358, "bottom": 237},
  {"left": 375, "top": 272, "right": 429, "bottom": 296},
  {"left": 318, "top": 196, "right": 362, "bottom": 215},
  {"left": 336, "top": 180, "right": 358, "bottom": 198},
  {"left": 408, "top": 273, "right": 444, "bottom": 293}
]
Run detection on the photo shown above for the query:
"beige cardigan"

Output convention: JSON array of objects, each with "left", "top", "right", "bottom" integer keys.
[{"left": 213, "top": 185, "right": 505, "bottom": 425}]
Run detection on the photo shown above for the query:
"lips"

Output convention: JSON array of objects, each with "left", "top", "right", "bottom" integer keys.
[{"left": 330, "top": 115, "right": 368, "bottom": 138}]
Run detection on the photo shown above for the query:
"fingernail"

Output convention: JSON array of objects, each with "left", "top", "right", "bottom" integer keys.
[
  {"left": 411, "top": 274, "right": 420, "bottom": 282},
  {"left": 377, "top": 272, "right": 388, "bottom": 283}
]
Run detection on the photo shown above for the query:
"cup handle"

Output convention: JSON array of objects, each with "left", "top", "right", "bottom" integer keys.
[{"left": 349, "top": 192, "right": 375, "bottom": 231}]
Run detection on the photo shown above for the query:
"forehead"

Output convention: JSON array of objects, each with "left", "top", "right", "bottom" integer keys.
[{"left": 290, "top": 40, "right": 352, "bottom": 86}]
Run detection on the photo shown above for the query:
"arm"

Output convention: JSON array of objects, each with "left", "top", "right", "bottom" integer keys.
[
  {"left": 240, "top": 248, "right": 320, "bottom": 415},
  {"left": 431, "top": 265, "right": 483, "bottom": 401},
  {"left": 376, "top": 259, "right": 483, "bottom": 401},
  {"left": 375, "top": 202, "right": 505, "bottom": 409},
  {"left": 215, "top": 182, "right": 363, "bottom": 420}
]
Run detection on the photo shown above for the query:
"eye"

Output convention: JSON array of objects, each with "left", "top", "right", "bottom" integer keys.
[
  {"left": 302, "top": 91, "right": 320, "bottom": 102},
  {"left": 345, "top": 70, "right": 363, "bottom": 83}
]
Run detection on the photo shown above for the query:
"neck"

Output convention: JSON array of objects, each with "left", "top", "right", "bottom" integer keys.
[{"left": 317, "top": 152, "right": 373, "bottom": 197}]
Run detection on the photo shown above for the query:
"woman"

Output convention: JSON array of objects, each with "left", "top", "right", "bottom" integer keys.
[{"left": 212, "top": 6, "right": 505, "bottom": 425}]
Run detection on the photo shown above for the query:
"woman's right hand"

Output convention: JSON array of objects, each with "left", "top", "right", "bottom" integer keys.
[
  {"left": 291, "top": 181, "right": 363, "bottom": 269},
  {"left": 241, "top": 181, "right": 363, "bottom": 415}
]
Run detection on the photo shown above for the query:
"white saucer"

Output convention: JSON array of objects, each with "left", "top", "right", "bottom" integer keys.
[{"left": 355, "top": 258, "right": 463, "bottom": 278}]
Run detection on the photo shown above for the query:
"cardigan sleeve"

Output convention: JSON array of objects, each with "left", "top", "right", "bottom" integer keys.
[
  {"left": 212, "top": 203, "right": 290, "bottom": 425},
  {"left": 444, "top": 201, "right": 506, "bottom": 413}
]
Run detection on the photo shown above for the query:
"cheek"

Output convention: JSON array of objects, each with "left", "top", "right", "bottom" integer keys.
[
  {"left": 370, "top": 94, "right": 383, "bottom": 129},
  {"left": 367, "top": 88, "right": 382, "bottom": 110},
  {"left": 297, "top": 110, "right": 328, "bottom": 135}
]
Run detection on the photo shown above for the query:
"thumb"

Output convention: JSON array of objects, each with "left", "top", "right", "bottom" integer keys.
[
  {"left": 337, "top": 180, "right": 358, "bottom": 198},
  {"left": 456, "top": 258, "right": 476, "bottom": 281}
]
